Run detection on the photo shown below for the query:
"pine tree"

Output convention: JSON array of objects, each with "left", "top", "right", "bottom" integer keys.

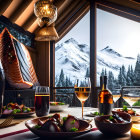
[
  {"left": 134, "top": 54, "right": 140, "bottom": 86},
  {"left": 126, "top": 65, "right": 133, "bottom": 86},
  {"left": 101, "top": 69, "right": 105, "bottom": 76},
  {"left": 57, "top": 69, "right": 65, "bottom": 87},
  {"left": 108, "top": 71, "right": 115, "bottom": 91},
  {"left": 85, "top": 68, "right": 90, "bottom": 77}
]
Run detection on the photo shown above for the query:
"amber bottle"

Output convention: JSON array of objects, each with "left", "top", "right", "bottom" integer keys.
[{"left": 98, "top": 76, "right": 113, "bottom": 115}]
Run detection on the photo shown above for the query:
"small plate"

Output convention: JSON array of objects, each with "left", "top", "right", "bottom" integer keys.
[
  {"left": 50, "top": 103, "right": 69, "bottom": 112},
  {"left": 25, "top": 116, "right": 92, "bottom": 138},
  {"left": 2, "top": 111, "right": 35, "bottom": 118},
  {"left": 2, "top": 108, "right": 35, "bottom": 118},
  {"left": 85, "top": 111, "right": 100, "bottom": 117}
]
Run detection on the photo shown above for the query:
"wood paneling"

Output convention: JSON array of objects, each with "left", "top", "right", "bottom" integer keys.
[{"left": 35, "top": 41, "right": 50, "bottom": 86}]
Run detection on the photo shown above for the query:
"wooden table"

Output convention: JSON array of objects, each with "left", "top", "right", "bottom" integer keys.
[{"left": 0, "top": 107, "right": 131, "bottom": 140}]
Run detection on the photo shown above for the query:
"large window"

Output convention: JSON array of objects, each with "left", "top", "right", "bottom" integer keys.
[
  {"left": 55, "top": 12, "right": 90, "bottom": 105},
  {"left": 97, "top": 9, "right": 140, "bottom": 107},
  {"left": 55, "top": 6, "right": 140, "bottom": 107},
  {"left": 55, "top": 12, "right": 90, "bottom": 87}
]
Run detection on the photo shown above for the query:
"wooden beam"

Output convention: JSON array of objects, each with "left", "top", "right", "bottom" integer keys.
[
  {"left": 22, "top": 14, "right": 37, "bottom": 30},
  {"left": 0, "top": 0, "right": 12, "bottom": 15},
  {"left": 56, "top": 0, "right": 82, "bottom": 30},
  {"left": 56, "top": 1, "right": 89, "bottom": 42},
  {"left": 50, "top": 41, "right": 55, "bottom": 101},
  {"left": 90, "top": 0, "right": 97, "bottom": 107},
  {"left": 36, "top": 41, "right": 50, "bottom": 86},
  {"left": 9, "top": 0, "right": 32, "bottom": 23},
  {"left": 96, "top": 0, "right": 140, "bottom": 23},
  {"left": 3, "top": 0, "right": 23, "bottom": 18}
]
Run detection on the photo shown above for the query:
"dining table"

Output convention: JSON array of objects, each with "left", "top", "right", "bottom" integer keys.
[{"left": 0, "top": 107, "right": 132, "bottom": 140}]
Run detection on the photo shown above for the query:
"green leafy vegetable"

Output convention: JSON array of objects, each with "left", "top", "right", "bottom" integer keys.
[
  {"left": 34, "top": 125, "right": 41, "bottom": 129},
  {"left": 58, "top": 102, "right": 65, "bottom": 105},
  {"left": 70, "top": 120, "right": 75, "bottom": 124},
  {"left": 93, "top": 111, "right": 99, "bottom": 115},
  {"left": 8, "top": 107, "right": 12, "bottom": 110},
  {"left": 16, "top": 109, "right": 21, "bottom": 113},
  {"left": 109, "top": 116, "right": 114, "bottom": 120},
  {"left": 27, "top": 108, "right": 31, "bottom": 112},
  {"left": 12, "top": 109, "right": 17, "bottom": 114},
  {"left": 70, "top": 127, "right": 78, "bottom": 132},
  {"left": 50, "top": 103, "right": 56, "bottom": 105},
  {"left": 63, "top": 117, "right": 67, "bottom": 122},
  {"left": 123, "top": 105, "right": 128, "bottom": 111},
  {"left": 100, "top": 113, "right": 104, "bottom": 116}
]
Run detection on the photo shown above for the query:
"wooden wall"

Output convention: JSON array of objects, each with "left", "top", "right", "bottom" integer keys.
[{"left": 34, "top": 41, "right": 50, "bottom": 86}]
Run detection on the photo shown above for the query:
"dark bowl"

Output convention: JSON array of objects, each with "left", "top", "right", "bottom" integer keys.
[
  {"left": 25, "top": 116, "right": 92, "bottom": 138},
  {"left": 94, "top": 111, "right": 132, "bottom": 135}
]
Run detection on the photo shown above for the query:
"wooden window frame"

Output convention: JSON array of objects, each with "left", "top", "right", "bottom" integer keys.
[{"left": 50, "top": 0, "right": 140, "bottom": 107}]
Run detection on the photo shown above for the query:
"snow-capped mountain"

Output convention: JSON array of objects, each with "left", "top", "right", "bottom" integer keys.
[{"left": 55, "top": 38, "right": 136, "bottom": 83}]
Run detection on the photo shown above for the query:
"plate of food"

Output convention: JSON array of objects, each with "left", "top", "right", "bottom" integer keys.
[
  {"left": 115, "top": 106, "right": 140, "bottom": 122},
  {"left": 2, "top": 103, "right": 34, "bottom": 118},
  {"left": 85, "top": 111, "right": 104, "bottom": 117},
  {"left": 25, "top": 113, "right": 92, "bottom": 138},
  {"left": 50, "top": 102, "right": 69, "bottom": 112}
]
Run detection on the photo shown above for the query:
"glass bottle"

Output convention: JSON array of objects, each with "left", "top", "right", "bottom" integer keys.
[{"left": 98, "top": 76, "right": 113, "bottom": 115}]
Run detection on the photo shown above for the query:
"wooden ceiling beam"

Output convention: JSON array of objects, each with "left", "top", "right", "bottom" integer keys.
[
  {"left": 3, "top": 0, "right": 23, "bottom": 18},
  {"left": 9, "top": 0, "right": 32, "bottom": 23},
  {"left": 56, "top": 0, "right": 85, "bottom": 32},
  {"left": 0, "top": 0, "right": 12, "bottom": 15},
  {"left": 57, "top": 2, "right": 89, "bottom": 42},
  {"left": 22, "top": 14, "right": 37, "bottom": 30}
]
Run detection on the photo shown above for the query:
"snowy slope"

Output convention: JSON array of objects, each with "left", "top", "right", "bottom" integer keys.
[{"left": 55, "top": 38, "right": 136, "bottom": 83}]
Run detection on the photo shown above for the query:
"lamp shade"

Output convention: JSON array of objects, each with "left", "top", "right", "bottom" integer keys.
[{"left": 35, "top": 25, "right": 59, "bottom": 41}]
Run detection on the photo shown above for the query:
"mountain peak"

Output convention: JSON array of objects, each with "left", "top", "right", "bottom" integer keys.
[
  {"left": 101, "top": 46, "right": 122, "bottom": 57},
  {"left": 64, "top": 38, "right": 78, "bottom": 45}
]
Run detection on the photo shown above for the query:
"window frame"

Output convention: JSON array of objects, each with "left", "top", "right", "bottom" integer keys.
[{"left": 50, "top": 0, "right": 140, "bottom": 107}]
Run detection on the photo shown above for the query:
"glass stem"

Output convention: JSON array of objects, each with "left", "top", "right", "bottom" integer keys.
[{"left": 81, "top": 101, "right": 84, "bottom": 119}]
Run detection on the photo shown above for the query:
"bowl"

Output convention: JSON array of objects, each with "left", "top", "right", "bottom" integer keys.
[
  {"left": 25, "top": 116, "right": 92, "bottom": 138},
  {"left": 94, "top": 111, "right": 132, "bottom": 135}
]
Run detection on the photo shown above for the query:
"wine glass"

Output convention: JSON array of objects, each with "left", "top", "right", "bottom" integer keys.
[
  {"left": 123, "top": 93, "right": 140, "bottom": 110},
  {"left": 113, "top": 93, "right": 121, "bottom": 103},
  {"left": 74, "top": 77, "right": 91, "bottom": 119}
]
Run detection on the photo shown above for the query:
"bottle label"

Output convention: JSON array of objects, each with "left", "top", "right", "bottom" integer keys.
[{"left": 98, "top": 103, "right": 113, "bottom": 115}]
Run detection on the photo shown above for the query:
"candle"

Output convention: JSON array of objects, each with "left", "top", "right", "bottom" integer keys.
[{"left": 131, "top": 124, "right": 140, "bottom": 140}]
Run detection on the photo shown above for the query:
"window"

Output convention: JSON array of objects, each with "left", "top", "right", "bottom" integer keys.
[
  {"left": 97, "top": 9, "right": 140, "bottom": 107},
  {"left": 55, "top": 12, "right": 90, "bottom": 105}
]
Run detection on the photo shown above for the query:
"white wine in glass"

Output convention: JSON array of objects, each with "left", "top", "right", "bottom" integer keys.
[
  {"left": 74, "top": 77, "right": 91, "bottom": 119},
  {"left": 123, "top": 95, "right": 140, "bottom": 109},
  {"left": 113, "top": 95, "right": 121, "bottom": 103}
]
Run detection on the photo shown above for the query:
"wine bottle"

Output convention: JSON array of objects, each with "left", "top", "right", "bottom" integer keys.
[{"left": 98, "top": 76, "right": 113, "bottom": 115}]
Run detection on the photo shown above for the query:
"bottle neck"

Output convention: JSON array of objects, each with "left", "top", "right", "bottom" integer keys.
[{"left": 102, "top": 76, "right": 107, "bottom": 90}]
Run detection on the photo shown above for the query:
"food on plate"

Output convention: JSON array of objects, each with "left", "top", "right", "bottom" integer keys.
[
  {"left": 91, "top": 111, "right": 104, "bottom": 116},
  {"left": 102, "top": 111, "right": 130, "bottom": 124},
  {"left": 116, "top": 105, "right": 140, "bottom": 116},
  {"left": 34, "top": 113, "right": 81, "bottom": 132},
  {"left": 50, "top": 102, "right": 65, "bottom": 105},
  {"left": 3, "top": 102, "right": 32, "bottom": 114}
]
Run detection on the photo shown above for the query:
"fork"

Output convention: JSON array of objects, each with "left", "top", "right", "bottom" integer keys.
[{"left": 0, "top": 116, "right": 14, "bottom": 128}]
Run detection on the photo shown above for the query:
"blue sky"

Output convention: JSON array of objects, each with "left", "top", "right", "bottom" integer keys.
[{"left": 57, "top": 9, "right": 140, "bottom": 58}]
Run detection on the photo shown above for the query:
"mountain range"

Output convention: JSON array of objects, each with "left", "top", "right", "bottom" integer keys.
[{"left": 55, "top": 38, "right": 136, "bottom": 84}]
